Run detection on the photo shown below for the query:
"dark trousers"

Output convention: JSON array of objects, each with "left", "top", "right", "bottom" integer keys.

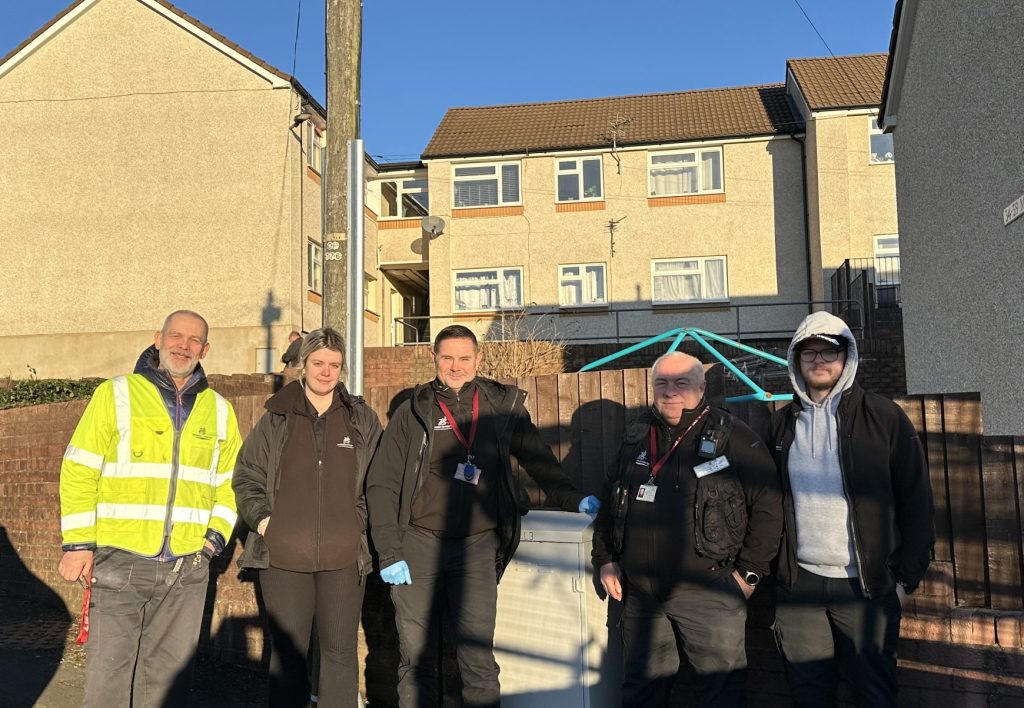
[
  {"left": 620, "top": 575, "right": 749, "bottom": 708},
  {"left": 260, "top": 564, "right": 365, "bottom": 708},
  {"left": 390, "top": 527, "right": 501, "bottom": 708},
  {"left": 83, "top": 548, "right": 210, "bottom": 708},
  {"left": 773, "top": 570, "right": 902, "bottom": 708}
]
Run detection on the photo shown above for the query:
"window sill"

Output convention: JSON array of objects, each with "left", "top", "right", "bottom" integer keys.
[
  {"left": 648, "top": 194, "right": 726, "bottom": 207},
  {"left": 559, "top": 304, "right": 610, "bottom": 313},
  {"left": 868, "top": 160, "right": 895, "bottom": 166},
  {"left": 306, "top": 166, "right": 322, "bottom": 185},
  {"left": 651, "top": 300, "right": 730, "bottom": 313},
  {"left": 555, "top": 201, "right": 605, "bottom": 213},
  {"left": 364, "top": 310, "right": 380, "bottom": 323},
  {"left": 378, "top": 218, "right": 422, "bottom": 230},
  {"left": 452, "top": 205, "right": 524, "bottom": 219},
  {"left": 452, "top": 308, "right": 523, "bottom": 318},
  {"left": 307, "top": 290, "right": 323, "bottom": 304}
]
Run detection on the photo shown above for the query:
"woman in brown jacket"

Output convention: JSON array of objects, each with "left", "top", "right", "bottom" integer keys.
[{"left": 233, "top": 328, "right": 382, "bottom": 707}]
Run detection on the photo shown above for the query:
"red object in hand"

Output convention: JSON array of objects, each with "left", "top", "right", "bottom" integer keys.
[{"left": 75, "top": 582, "right": 91, "bottom": 645}]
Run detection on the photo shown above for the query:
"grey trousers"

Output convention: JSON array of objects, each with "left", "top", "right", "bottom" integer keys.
[
  {"left": 620, "top": 574, "right": 749, "bottom": 708},
  {"left": 83, "top": 547, "right": 210, "bottom": 708}
]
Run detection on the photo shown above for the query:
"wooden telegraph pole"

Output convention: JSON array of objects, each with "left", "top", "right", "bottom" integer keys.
[{"left": 324, "top": 0, "right": 361, "bottom": 334}]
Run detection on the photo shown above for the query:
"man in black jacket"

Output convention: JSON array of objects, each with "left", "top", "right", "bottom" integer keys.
[
  {"left": 366, "top": 325, "right": 599, "bottom": 708},
  {"left": 592, "top": 351, "right": 782, "bottom": 708},
  {"left": 767, "top": 311, "right": 934, "bottom": 707}
]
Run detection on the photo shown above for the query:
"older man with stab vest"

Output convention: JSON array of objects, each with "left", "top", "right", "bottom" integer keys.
[{"left": 58, "top": 310, "right": 241, "bottom": 708}]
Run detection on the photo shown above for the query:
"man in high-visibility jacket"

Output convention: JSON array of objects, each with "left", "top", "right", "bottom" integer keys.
[{"left": 58, "top": 310, "right": 241, "bottom": 708}]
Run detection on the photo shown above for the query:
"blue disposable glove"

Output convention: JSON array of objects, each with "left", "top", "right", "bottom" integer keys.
[
  {"left": 380, "top": 560, "right": 412, "bottom": 585},
  {"left": 578, "top": 495, "right": 600, "bottom": 515}
]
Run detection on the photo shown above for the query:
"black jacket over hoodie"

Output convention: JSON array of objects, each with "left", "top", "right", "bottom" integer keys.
[
  {"left": 365, "top": 377, "right": 585, "bottom": 581},
  {"left": 232, "top": 381, "right": 383, "bottom": 576},
  {"left": 767, "top": 383, "right": 935, "bottom": 596}
]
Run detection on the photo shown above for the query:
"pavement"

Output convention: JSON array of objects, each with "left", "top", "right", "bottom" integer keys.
[{"left": 0, "top": 587, "right": 266, "bottom": 708}]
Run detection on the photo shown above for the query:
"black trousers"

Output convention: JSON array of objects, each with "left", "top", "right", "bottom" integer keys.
[
  {"left": 620, "top": 574, "right": 749, "bottom": 708},
  {"left": 773, "top": 570, "right": 901, "bottom": 708},
  {"left": 260, "top": 565, "right": 364, "bottom": 708},
  {"left": 390, "top": 527, "right": 501, "bottom": 708}
]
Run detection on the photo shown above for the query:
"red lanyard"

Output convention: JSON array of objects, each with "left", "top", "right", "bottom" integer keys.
[
  {"left": 648, "top": 406, "right": 710, "bottom": 479},
  {"left": 436, "top": 389, "right": 480, "bottom": 460}
]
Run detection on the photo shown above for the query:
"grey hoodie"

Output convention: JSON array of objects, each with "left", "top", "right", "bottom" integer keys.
[{"left": 786, "top": 311, "right": 859, "bottom": 578}]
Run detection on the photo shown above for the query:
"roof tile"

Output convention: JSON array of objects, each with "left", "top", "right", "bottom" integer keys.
[{"left": 787, "top": 53, "right": 889, "bottom": 111}]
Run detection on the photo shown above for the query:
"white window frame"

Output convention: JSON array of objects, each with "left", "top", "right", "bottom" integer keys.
[
  {"left": 452, "top": 161, "right": 521, "bottom": 209},
  {"left": 308, "top": 241, "right": 323, "bottom": 293},
  {"left": 650, "top": 256, "right": 729, "bottom": 305},
  {"left": 305, "top": 122, "right": 324, "bottom": 173},
  {"left": 364, "top": 273, "right": 379, "bottom": 314},
  {"left": 868, "top": 117, "right": 894, "bottom": 164},
  {"left": 452, "top": 266, "right": 524, "bottom": 312},
  {"left": 554, "top": 156, "right": 604, "bottom": 203},
  {"left": 378, "top": 177, "right": 429, "bottom": 219},
  {"left": 648, "top": 147, "right": 724, "bottom": 197},
  {"left": 873, "top": 234, "right": 901, "bottom": 286},
  {"left": 558, "top": 263, "right": 608, "bottom": 308}
]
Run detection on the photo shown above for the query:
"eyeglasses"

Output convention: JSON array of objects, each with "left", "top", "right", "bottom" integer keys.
[{"left": 799, "top": 348, "right": 844, "bottom": 363}]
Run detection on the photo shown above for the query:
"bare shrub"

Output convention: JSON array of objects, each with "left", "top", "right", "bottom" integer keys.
[{"left": 477, "top": 311, "right": 569, "bottom": 379}]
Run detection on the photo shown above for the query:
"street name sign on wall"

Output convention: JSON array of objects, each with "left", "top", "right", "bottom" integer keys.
[{"left": 1005, "top": 194, "right": 1024, "bottom": 226}]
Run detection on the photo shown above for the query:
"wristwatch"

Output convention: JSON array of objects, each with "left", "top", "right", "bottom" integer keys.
[{"left": 739, "top": 568, "right": 761, "bottom": 587}]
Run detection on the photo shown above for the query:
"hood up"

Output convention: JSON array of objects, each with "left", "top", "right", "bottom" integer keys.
[{"left": 787, "top": 311, "right": 859, "bottom": 407}]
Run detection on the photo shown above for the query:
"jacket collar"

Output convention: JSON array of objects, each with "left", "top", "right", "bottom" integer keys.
[
  {"left": 133, "top": 344, "right": 208, "bottom": 396},
  {"left": 265, "top": 379, "right": 356, "bottom": 416},
  {"left": 410, "top": 376, "right": 516, "bottom": 427}
]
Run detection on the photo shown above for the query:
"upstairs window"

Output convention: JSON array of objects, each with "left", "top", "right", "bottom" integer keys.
[
  {"left": 559, "top": 263, "right": 607, "bottom": 307},
  {"left": 305, "top": 122, "right": 324, "bottom": 173},
  {"left": 651, "top": 256, "right": 728, "bottom": 304},
  {"left": 874, "top": 235, "right": 901, "bottom": 285},
  {"left": 556, "top": 157, "right": 603, "bottom": 202},
  {"left": 308, "top": 241, "right": 323, "bottom": 293},
  {"left": 453, "top": 162, "right": 521, "bottom": 208},
  {"left": 869, "top": 118, "right": 894, "bottom": 164},
  {"left": 380, "top": 179, "right": 429, "bottom": 218},
  {"left": 453, "top": 267, "right": 523, "bottom": 311},
  {"left": 649, "top": 148, "right": 723, "bottom": 196}
]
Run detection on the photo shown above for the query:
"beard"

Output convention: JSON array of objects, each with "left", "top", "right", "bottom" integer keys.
[{"left": 159, "top": 348, "right": 200, "bottom": 379}]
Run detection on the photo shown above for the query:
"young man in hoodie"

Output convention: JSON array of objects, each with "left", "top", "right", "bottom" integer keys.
[
  {"left": 367, "top": 324, "right": 599, "bottom": 708},
  {"left": 767, "top": 311, "right": 934, "bottom": 707},
  {"left": 57, "top": 310, "right": 241, "bottom": 707}
]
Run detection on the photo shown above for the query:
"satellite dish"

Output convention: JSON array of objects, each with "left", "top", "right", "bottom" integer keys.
[{"left": 422, "top": 215, "right": 446, "bottom": 238}]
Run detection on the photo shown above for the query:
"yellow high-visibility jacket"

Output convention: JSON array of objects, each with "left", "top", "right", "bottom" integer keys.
[{"left": 60, "top": 374, "right": 240, "bottom": 556}]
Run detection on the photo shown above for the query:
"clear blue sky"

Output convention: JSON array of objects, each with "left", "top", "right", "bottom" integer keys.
[{"left": 0, "top": 0, "right": 896, "bottom": 162}]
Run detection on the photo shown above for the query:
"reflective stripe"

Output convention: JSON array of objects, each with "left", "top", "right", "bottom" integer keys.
[
  {"left": 64, "top": 445, "right": 103, "bottom": 471},
  {"left": 171, "top": 506, "right": 212, "bottom": 526},
  {"left": 97, "top": 502, "right": 167, "bottom": 522},
  {"left": 111, "top": 376, "right": 131, "bottom": 478},
  {"left": 214, "top": 469, "right": 233, "bottom": 487},
  {"left": 61, "top": 511, "right": 97, "bottom": 532},
  {"left": 177, "top": 465, "right": 216, "bottom": 485},
  {"left": 100, "top": 462, "right": 172, "bottom": 480},
  {"left": 210, "top": 504, "right": 238, "bottom": 528},
  {"left": 209, "top": 392, "right": 228, "bottom": 479}
]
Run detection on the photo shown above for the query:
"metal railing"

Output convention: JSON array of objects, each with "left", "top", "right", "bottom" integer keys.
[
  {"left": 831, "top": 257, "right": 902, "bottom": 337},
  {"left": 391, "top": 299, "right": 865, "bottom": 347}
]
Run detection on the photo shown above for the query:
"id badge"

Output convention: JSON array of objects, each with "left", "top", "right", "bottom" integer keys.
[
  {"left": 636, "top": 484, "right": 658, "bottom": 502},
  {"left": 693, "top": 456, "right": 730, "bottom": 478},
  {"left": 455, "top": 462, "right": 481, "bottom": 486}
]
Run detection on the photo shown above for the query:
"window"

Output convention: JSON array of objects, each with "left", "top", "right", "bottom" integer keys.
[
  {"left": 559, "top": 263, "right": 607, "bottom": 307},
  {"left": 869, "top": 118, "right": 894, "bottom": 164},
  {"left": 380, "top": 179, "right": 428, "bottom": 218},
  {"left": 556, "top": 157, "right": 603, "bottom": 202},
  {"left": 453, "top": 162, "right": 520, "bottom": 208},
  {"left": 874, "top": 235, "right": 900, "bottom": 285},
  {"left": 364, "top": 273, "right": 378, "bottom": 313},
  {"left": 305, "top": 122, "right": 324, "bottom": 173},
  {"left": 651, "top": 257, "right": 728, "bottom": 304},
  {"left": 649, "top": 148, "right": 723, "bottom": 196},
  {"left": 308, "top": 241, "right": 323, "bottom": 293},
  {"left": 453, "top": 267, "right": 523, "bottom": 311}
]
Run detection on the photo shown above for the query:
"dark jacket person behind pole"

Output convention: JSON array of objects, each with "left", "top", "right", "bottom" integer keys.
[
  {"left": 232, "top": 327, "right": 383, "bottom": 707},
  {"left": 592, "top": 351, "right": 782, "bottom": 708},
  {"left": 767, "top": 311, "right": 934, "bottom": 708},
  {"left": 366, "top": 324, "right": 600, "bottom": 708}
]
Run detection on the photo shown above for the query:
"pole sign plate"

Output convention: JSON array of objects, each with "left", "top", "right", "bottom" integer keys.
[{"left": 1005, "top": 194, "right": 1024, "bottom": 226}]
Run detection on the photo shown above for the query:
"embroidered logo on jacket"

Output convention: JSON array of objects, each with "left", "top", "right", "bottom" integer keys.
[
  {"left": 337, "top": 436, "right": 354, "bottom": 449},
  {"left": 434, "top": 417, "right": 452, "bottom": 431},
  {"left": 635, "top": 450, "right": 649, "bottom": 466}
]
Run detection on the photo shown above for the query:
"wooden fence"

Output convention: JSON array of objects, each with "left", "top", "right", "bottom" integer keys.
[{"left": 367, "top": 373, "right": 1024, "bottom": 612}]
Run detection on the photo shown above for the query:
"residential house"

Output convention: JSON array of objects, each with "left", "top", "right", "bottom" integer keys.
[
  {"left": 371, "top": 53, "right": 899, "bottom": 347},
  {"left": 880, "top": 0, "right": 1023, "bottom": 435},
  {"left": 0, "top": 0, "right": 380, "bottom": 378}
]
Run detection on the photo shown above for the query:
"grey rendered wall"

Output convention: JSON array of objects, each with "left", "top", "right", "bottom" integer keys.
[{"left": 892, "top": 0, "right": 1024, "bottom": 435}]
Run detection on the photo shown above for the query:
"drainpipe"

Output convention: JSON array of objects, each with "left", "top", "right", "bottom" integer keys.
[{"left": 792, "top": 134, "right": 814, "bottom": 312}]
